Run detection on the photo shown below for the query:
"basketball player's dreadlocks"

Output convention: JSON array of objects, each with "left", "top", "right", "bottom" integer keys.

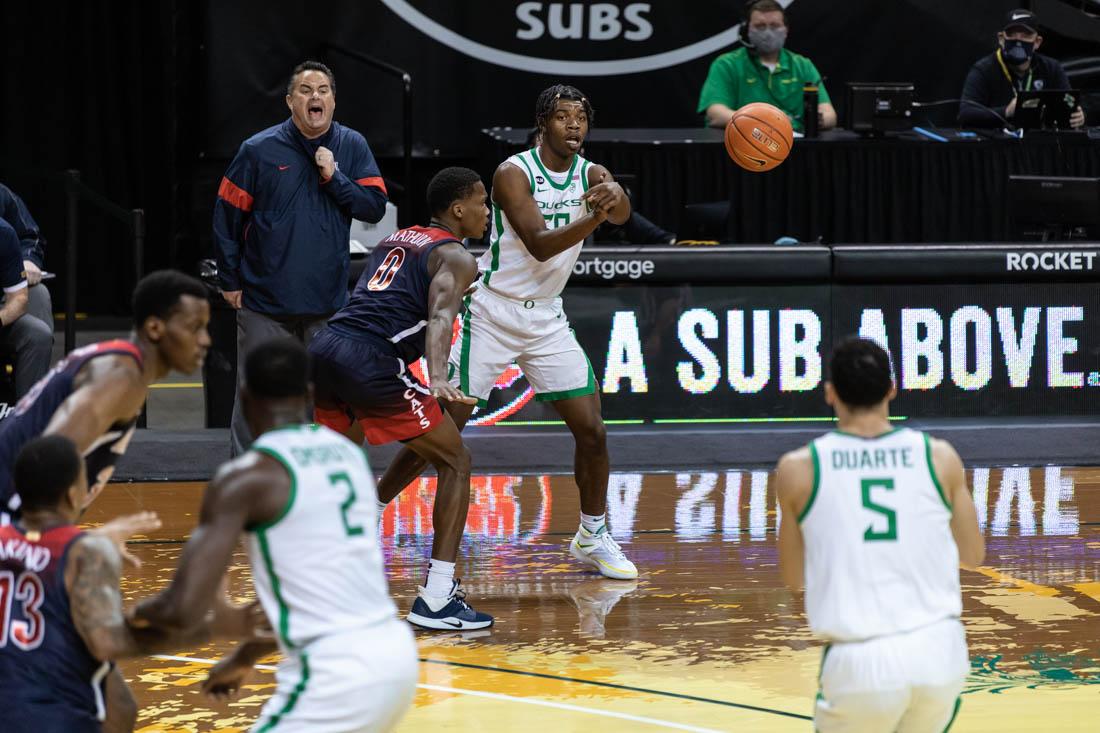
[{"left": 535, "top": 85, "right": 596, "bottom": 134}]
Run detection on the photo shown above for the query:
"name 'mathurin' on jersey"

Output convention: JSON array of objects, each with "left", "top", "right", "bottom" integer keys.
[{"left": 798, "top": 428, "right": 962, "bottom": 643}]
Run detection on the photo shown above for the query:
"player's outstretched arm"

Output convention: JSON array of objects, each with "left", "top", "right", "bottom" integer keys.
[
  {"left": 425, "top": 243, "right": 478, "bottom": 405},
  {"left": 494, "top": 163, "right": 607, "bottom": 262},
  {"left": 932, "top": 438, "right": 985, "bottom": 569},
  {"left": 44, "top": 356, "right": 147, "bottom": 454},
  {"left": 131, "top": 454, "right": 286, "bottom": 634},
  {"left": 584, "top": 164, "right": 631, "bottom": 226},
  {"left": 775, "top": 447, "right": 813, "bottom": 591},
  {"left": 66, "top": 532, "right": 212, "bottom": 660}
]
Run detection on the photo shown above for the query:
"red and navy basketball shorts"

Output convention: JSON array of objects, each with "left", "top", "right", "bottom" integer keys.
[{"left": 308, "top": 328, "right": 443, "bottom": 445}]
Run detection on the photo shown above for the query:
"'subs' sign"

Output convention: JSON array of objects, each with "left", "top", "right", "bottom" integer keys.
[{"left": 378, "top": 0, "right": 795, "bottom": 75}]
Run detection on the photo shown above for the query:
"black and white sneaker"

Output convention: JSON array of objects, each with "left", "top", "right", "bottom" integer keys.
[{"left": 406, "top": 579, "right": 494, "bottom": 631}]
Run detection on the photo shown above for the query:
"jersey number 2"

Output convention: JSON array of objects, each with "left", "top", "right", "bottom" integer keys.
[
  {"left": 328, "top": 472, "right": 365, "bottom": 537},
  {"left": 0, "top": 570, "right": 46, "bottom": 650},
  {"left": 367, "top": 248, "right": 406, "bottom": 291},
  {"left": 861, "top": 478, "right": 897, "bottom": 541}
]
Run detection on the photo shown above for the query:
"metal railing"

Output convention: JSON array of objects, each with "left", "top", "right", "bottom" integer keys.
[
  {"left": 322, "top": 44, "right": 412, "bottom": 211},
  {"left": 1, "top": 168, "right": 144, "bottom": 353}
]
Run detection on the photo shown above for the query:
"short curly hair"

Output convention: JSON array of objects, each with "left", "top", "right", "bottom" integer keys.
[
  {"left": 535, "top": 85, "right": 595, "bottom": 133},
  {"left": 426, "top": 167, "right": 482, "bottom": 217}
]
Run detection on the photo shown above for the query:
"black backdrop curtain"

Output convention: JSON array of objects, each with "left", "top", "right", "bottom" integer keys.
[{"left": 0, "top": 1, "right": 195, "bottom": 316}]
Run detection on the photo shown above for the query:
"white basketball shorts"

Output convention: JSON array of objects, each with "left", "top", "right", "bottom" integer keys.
[
  {"left": 815, "top": 617, "right": 968, "bottom": 733},
  {"left": 449, "top": 286, "right": 595, "bottom": 405},
  {"left": 252, "top": 621, "right": 418, "bottom": 733}
]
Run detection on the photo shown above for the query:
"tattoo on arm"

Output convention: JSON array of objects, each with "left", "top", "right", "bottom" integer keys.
[{"left": 69, "top": 535, "right": 135, "bottom": 660}]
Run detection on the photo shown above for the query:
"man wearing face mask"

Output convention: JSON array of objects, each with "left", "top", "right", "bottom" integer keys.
[
  {"left": 959, "top": 9, "right": 1085, "bottom": 129},
  {"left": 698, "top": 0, "right": 836, "bottom": 133}
]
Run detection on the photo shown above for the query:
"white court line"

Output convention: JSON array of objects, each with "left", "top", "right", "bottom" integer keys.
[{"left": 152, "top": 655, "right": 724, "bottom": 733}]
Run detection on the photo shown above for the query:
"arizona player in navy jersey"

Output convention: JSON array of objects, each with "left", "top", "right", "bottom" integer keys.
[
  {"left": 0, "top": 436, "right": 257, "bottom": 732},
  {"left": 309, "top": 167, "right": 493, "bottom": 630},
  {"left": 0, "top": 270, "right": 211, "bottom": 528}
]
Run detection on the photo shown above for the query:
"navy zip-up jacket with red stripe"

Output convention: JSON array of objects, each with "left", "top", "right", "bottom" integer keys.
[{"left": 213, "top": 118, "right": 387, "bottom": 315}]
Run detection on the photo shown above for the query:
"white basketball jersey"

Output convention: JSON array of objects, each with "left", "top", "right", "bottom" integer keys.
[
  {"left": 246, "top": 424, "right": 396, "bottom": 651},
  {"left": 799, "top": 428, "right": 962, "bottom": 643},
  {"left": 479, "top": 147, "right": 593, "bottom": 300}
]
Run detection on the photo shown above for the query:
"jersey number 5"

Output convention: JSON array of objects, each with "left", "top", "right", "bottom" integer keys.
[
  {"left": 367, "top": 248, "right": 406, "bottom": 291},
  {"left": 0, "top": 570, "right": 46, "bottom": 650},
  {"left": 861, "top": 478, "right": 897, "bottom": 541}
]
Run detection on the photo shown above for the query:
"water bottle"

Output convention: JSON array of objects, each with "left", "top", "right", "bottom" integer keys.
[{"left": 803, "top": 83, "right": 819, "bottom": 138}]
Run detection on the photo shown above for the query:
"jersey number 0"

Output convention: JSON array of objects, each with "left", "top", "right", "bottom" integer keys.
[{"left": 367, "top": 248, "right": 406, "bottom": 291}]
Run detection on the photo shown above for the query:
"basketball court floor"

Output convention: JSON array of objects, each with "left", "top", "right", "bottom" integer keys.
[{"left": 88, "top": 465, "right": 1099, "bottom": 732}]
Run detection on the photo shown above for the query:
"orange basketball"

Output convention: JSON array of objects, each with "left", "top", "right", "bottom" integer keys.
[{"left": 724, "top": 102, "right": 794, "bottom": 172}]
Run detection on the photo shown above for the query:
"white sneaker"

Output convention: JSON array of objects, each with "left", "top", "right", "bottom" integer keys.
[{"left": 569, "top": 525, "right": 638, "bottom": 580}]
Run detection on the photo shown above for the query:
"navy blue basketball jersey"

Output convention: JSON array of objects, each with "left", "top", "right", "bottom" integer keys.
[
  {"left": 0, "top": 524, "right": 110, "bottom": 732},
  {"left": 0, "top": 340, "right": 143, "bottom": 523},
  {"left": 327, "top": 225, "right": 462, "bottom": 362}
]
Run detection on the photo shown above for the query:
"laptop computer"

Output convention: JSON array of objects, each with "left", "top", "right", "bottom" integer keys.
[{"left": 1014, "top": 89, "right": 1082, "bottom": 130}]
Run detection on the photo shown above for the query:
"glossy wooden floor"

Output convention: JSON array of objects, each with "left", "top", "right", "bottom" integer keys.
[{"left": 86, "top": 466, "right": 1100, "bottom": 732}]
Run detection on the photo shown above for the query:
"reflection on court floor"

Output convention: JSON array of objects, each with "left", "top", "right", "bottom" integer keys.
[{"left": 95, "top": 466, "right": 1100, "bottom": 732}]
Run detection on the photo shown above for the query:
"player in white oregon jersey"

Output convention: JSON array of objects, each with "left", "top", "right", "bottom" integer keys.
[
  {"left": 376, "top": 85, "right": 638, "bottom": 580},
  {"left": 134, "top": 339, "right": 417, "bottom": 732},
  {"left": 775, "top": 337, "right": 984, "bottom": 733}
]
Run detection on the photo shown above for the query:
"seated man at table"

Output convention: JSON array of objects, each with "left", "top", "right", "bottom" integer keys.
[
  {"left": 697, "top": 0, "right": 836, "bottom": 134},
  {"left": 958, "top": 8, "right": 1085, "bottom": 129}
]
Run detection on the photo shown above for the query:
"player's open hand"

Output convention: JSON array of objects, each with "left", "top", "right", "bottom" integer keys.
[
  {"left": 315, "top": 146, "right": 337, "bottom": 180},
  {"left": 90, "top": 511, "right": 162, "bottom": 568},
  {"left": 202, "top": 656, "right": 253, "bottom": 701},
  {"left": 432, "top": 383, "right": 479, "bottom": 405},
  {"left": 1071, "top": 106, "right": 1086, "bottom": 129}
]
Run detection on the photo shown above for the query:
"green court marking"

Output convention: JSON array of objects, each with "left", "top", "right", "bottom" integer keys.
[{"left": 652, "top": 416, "right": 908, "bottom": 425}]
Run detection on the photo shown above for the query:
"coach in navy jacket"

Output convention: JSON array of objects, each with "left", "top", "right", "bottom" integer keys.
[{"left": 214, "top": 60, "right": 388, "bottom": 454}]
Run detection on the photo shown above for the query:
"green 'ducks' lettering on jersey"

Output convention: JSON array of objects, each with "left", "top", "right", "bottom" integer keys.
[
  {"left": 537, "top": 199, "right": 584, "bottom": 210},
  {"left": 830, "top": 447, "right": 914, "bottom": 471}
]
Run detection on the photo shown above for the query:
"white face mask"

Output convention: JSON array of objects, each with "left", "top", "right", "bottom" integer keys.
[{"left": 748, "top": 26, "right": 787, "bottom": 54}]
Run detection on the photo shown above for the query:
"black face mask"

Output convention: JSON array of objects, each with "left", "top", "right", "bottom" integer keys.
[{"left": 1002, "top": 38, "right": 1035, "bottom": 65}]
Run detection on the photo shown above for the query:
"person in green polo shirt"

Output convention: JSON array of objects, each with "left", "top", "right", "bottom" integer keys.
[{"left": 698, "top": 0, "right": 836, "bottom": 133}]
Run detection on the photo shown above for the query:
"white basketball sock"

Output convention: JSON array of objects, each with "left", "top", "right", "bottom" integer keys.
[
  {"left": 425, "top": 558, "right": 456, "bottom": 598},
  {"left": 580, "top": 512, "right": 606, "bottom": 535}
]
